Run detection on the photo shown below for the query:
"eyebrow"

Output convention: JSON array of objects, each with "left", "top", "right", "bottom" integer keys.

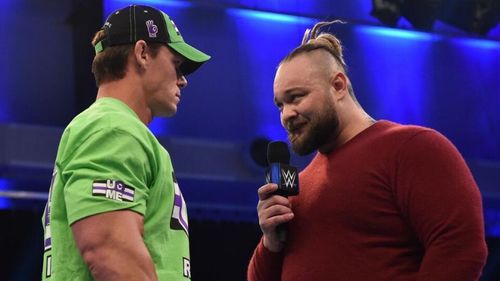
[
  {"left": 274, "top": 87, "right": 304, "bottom": 107},
  {"left": 282, "top": 87, "right": 305, "bottom": 97}
]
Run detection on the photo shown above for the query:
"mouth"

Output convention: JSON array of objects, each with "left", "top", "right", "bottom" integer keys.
[{"left": 287, "top": 122, "right": 306, "bottom": 137}]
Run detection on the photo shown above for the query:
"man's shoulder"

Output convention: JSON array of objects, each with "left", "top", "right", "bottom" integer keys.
[
  {"left": 65, "top": 100, "right": 150, "bottom": 142},
  {"left": 365, "top": 120, "right": 456, "bottom": 155},
  {"left": 375, "top": 120, "right": 455, "bottom": 155},
  {"left": 376, "top": 120, "right": 438, "bottom": 140},
  {"left": 56, "top": 101, "right": 158, "bottom": 162},
  {"left": 74, "top": 99, "right": 144, "bottom": 129}
]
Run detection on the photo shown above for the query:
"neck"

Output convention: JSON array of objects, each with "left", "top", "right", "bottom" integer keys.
[
  {"left": 96, "top": 78, "right": 152, "bottom": 125},
  {"left": 319, "top": 106, "right": 375, "bottom": 154}
]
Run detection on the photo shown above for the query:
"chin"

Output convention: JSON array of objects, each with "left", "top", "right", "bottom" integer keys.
[
  {"left": 165, "top": 109, "right": 177, "bottom": 117},
  {"left": 154, "top": 107, "right": 177, "bottom": 118},
  {"left": 289, "top": 136, "right": 306, "bottom": 155},
  {"left": 290, "top": 132, "right": 317, "bottom": 156}
]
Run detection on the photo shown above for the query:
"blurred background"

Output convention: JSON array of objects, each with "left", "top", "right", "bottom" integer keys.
[{"left": 0, "top": 0, "right": 499, "bottom": 280}]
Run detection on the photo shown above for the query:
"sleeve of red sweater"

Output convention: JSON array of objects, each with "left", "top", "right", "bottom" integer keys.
[
  {"left": 395, "top": 130, "right": 488, "bottom": 281},
  {"left": 247, "top": 237, "right": 284, "bottom": 281}
]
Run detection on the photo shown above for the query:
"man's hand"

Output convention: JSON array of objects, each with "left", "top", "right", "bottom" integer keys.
[{"left": 257, "top": 183, "right": 295, "bottom": 253}]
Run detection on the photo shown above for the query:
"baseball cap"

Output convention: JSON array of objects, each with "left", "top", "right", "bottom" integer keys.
[{"left": 94, "top": 5, "right": 211, "bottom": 75}]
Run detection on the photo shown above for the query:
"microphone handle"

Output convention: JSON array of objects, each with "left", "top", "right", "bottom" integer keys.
[
  {"left": 276, "top": 191, "right": 289, "bottom": 243},
  {"left": 276, "top": 223, "right": 288, "bottom": 243}
]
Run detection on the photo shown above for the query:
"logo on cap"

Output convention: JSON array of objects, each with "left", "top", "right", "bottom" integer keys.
[{"left": 146, "top": 20, "right": 158, "bottom": 38}]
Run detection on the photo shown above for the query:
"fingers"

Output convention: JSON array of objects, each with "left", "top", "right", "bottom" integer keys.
[
  {"left": 256, "top": 183, "right": 295, "bottom": 252},
  {"left": 256, "top": 183, "right": 294, "bottom": 235},
  {"left": 257, "top": 192, "right": 291, "bottom": 210},
  {"left": 257, "top": 183, "right": 292, "bottom": 211},
  {"left": 257, "top": 183, "right": 279, "bottom": 200},
  {"left": 258, "top": 206, "right": 294, "bottom": 230}
]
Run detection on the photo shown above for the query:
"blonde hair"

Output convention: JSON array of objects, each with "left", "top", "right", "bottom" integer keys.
[
  {"left": 281, "top": 20, "right": 347, "bottom": 69},
  {"left": 300, "top": 20, "right": 347, "bottom": 71},
  {"left": 281, "top": 20, "right": 356, "bottom": 100}
]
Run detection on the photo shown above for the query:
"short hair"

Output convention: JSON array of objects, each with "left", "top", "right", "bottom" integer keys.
[
  {"left": 90, "top": 29, "right": 163, "bottom": 87},
  {"left": 280, "top": 21, "right": 357, "bottom": 101}
]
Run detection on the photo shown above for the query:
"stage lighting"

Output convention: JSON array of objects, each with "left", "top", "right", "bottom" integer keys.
[
  {"left": 401, "top": 0, "right": 442, "bottom": 31},
  {"left": 472, "top": 0, "right": 500, "bottom": 35},
  {"left": 371, "top": 0, "right": 442, "bottom": 30},
  {"left": 371, "top": 0, "right": 500, "bottom": 35},
  {"left": 370, "top": 0, "right": 403, "bottom": 27},
  {"left": 439, "top": 0, "right": 500, "bottom": 35}
]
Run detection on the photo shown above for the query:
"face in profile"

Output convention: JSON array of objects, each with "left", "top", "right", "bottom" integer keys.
[{"left": 144, "top": 45, "right": 187, "bottom": 118}]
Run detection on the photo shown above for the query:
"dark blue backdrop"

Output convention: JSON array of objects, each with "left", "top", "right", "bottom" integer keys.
[{"left": 0, "top": 0, "right": 499, "bottom": 280}]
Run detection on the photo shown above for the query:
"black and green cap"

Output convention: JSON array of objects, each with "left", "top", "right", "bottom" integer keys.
[{"left": 94, "top": 5, "right": 210, "bottom": 75}]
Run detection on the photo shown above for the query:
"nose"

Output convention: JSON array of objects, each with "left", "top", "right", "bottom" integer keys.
[
  {"left": 281, "top": 105, "right": 298, "bottom": 128},
  {"left": 178, "top": 75, "right": 188, "bottom": 89}
]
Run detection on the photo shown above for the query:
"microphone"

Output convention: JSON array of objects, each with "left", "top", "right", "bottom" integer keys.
[
  {"left": 265, "top": 141, "right": 299, "bottom": 242},
  {"left": 266, "top": 141, "right": 299, "bottom": 196}
]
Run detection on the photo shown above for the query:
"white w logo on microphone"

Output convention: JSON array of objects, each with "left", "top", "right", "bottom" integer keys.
[{"left": 281, "top": 169, "right": 296, "bottom": 189}]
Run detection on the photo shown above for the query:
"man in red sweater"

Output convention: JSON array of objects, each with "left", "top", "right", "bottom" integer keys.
[{"left": 247, "top": 21, "right": 488, "bottom": 281}]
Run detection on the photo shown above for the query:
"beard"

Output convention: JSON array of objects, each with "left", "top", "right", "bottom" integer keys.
[{"left": 287, "top": 103, "right": 340, "bottom": 156}]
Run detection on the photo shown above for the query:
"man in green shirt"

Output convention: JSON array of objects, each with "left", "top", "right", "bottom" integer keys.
[{"left": 41, "top": 4, "right": 210, "bottom": 280}]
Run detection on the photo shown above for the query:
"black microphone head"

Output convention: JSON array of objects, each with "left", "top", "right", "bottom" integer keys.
[{"left": 267, "top": 141, "right": 290, "bottom": 164}]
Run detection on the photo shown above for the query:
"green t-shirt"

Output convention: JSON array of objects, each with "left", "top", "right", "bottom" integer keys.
[{"left": 41, "top": 98, "right": 190, "bottom": 280}]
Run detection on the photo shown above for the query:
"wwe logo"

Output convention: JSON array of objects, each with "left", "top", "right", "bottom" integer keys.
[
  {"left": 281, "top": 169, "right": 296, "bottom": 189},
  {"left": 146, "top": 20, "right": 158, "bottom": 38}
]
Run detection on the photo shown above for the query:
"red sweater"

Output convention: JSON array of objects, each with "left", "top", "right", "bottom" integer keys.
[{"left": 248, "top": 121, "right": 487, "bottom": 281}]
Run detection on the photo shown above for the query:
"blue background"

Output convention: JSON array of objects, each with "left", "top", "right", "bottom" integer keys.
[{"left": 0, "top": 0, "right": 499, "bottom": 279}]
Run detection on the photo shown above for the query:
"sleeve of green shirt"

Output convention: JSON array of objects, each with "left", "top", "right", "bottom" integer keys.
[{"left": 61, "top": 128, "right": 154, "bottom": 225}]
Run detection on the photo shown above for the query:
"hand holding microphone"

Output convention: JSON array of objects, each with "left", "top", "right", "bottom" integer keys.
[{"left": 256, "top": 141, "right": 299, "bottom": 252}]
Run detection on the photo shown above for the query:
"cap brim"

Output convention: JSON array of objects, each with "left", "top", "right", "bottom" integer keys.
[{"left": 168, "top": 42, "right": 211, "bottom": 75}]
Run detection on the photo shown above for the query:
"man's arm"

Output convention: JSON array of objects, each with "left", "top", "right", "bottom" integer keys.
[
  {"left": 247, "top": 183, "right": 293, "bottom": 281},
  {"left": 396, "top": 130, "right": 488, "bottom": 281},
  {"left": 72, "top": 210, "right": 158, "bottom": 281}
]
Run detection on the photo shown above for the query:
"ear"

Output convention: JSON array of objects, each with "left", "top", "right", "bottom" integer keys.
[
  {"left": 133, "top": 40, "right": 149, "bottom": 69},
  {"left": 330, "top": 71, "right": 348, "bottom": 99}
]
